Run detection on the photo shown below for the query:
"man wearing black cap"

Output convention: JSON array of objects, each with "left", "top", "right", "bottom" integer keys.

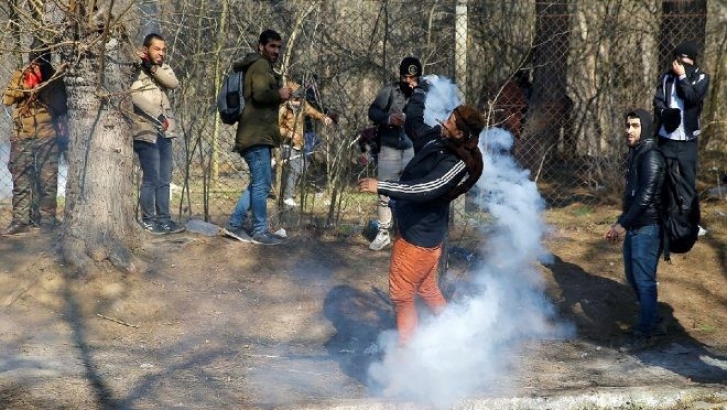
[
  {"left": 366, "top": 57, "right": 422, "bottom": 251},
  {"left": 653, "top": 41, "right": 709, "bottom": 199}
]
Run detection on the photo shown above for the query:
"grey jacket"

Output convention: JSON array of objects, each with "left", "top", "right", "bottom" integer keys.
[{"left": 368, "top": 82, "right": 413, "bottom": 150}]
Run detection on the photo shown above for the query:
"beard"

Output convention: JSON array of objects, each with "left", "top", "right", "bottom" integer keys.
[{"left": 399, "top": 82, "right": 413, "bottom": 98}]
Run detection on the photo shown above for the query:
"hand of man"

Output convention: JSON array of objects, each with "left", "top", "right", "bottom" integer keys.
[
  {"left": 672, "top": 59, "right": 686, "bottom": 77},
  {"left": 357, "top": 178, "right": 379, "bottom": 194},
  {"left": 157, "top": 114, "right": 170, "bottom": 131},
  {"left": 138, "top": 52, "right": 154, "bottom": 72},
  {"left": 357, "top": 153, "right": 370, "bottom": 166},
  {"left": 324, "top": 117, "right": 333, "bottom": 126},
  {"left": 279, "top": 87, "right": 292, "bottom": 101},
  {"left": 604, "top": 223, "right": 625, "bottom": 243},
  {"left": 389, "top": 113, "right": 405, "bottom": 127},
  {"left": 327, "top": 112, "right": 339, "bottom": 124}
]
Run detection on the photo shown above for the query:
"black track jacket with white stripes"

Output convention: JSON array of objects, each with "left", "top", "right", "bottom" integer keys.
[{"left": 376, "top": 88, "right": 468, "bottom": 248}]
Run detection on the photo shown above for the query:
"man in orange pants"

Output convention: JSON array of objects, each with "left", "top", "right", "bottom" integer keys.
[{"left": 358, "top": 79, "right": 485, "bottom": 345}]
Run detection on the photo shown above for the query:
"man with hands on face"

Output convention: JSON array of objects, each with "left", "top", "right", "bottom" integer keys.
[
  {"left": 130, "top": 33, "right": 185, "bottom": 235},
  {"left": 358, "top": 79, "right": 485, "bottom": 345},
  {"left": 2, "top": 42, "right": 68, "bottom": 236},
  {"left": 653, "top": 41, "right": 708, "bottom": 198},
  {"left": 604, "top": 109, "right": 666, "bottom": 352}
]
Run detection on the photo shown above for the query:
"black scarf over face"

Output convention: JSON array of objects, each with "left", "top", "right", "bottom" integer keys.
[
  {"left": 399, "top": 81, "right": 414, "bottom": 98},
  {"left": 442, "top": 107, "right": 483, "bottom": 201}
]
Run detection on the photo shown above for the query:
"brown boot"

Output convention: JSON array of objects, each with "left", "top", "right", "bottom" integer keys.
[{"left": 1, "top": 222, "right": 31, "bottom": 237}]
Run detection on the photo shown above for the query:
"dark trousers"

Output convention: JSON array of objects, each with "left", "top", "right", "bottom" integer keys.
[
  {"left": 8, "top": 138, "right": 59, "bottom": 225},
  {"left": 134, "top": 137, "right": 173, "bottom": 222},
  {"left": 658, "top": 138, "right": 698, "bottom": 190}
]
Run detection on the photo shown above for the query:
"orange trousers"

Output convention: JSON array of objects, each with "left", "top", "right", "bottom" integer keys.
[{"left": 389, "top": 236, "right": 447, "bottom": 345}]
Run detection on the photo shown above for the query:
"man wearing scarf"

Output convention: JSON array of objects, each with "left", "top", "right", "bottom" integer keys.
[{"left": 358, "top": 81, "right": 484, "bottom": 345}]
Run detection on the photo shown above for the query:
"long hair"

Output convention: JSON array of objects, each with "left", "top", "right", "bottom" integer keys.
[{"left": 442, "top": 105, "right": 485, "bottom": 201}]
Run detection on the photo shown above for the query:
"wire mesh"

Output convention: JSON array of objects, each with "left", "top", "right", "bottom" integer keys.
[{"left": 0, "top": 0, "right": 723, "bottom": 231}]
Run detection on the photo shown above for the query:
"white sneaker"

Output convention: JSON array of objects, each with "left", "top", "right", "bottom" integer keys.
[
  {"left": 283, "top": 198, "right": 298, "bottom": 207},
  {"left": 369, "top": 230, "right": 391, "bottom": 251},
  {"left": 698, "top": 225, "right": 707, "bottom": 237}
]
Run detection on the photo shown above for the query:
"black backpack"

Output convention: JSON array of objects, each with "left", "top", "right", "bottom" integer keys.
[
  {"left": 654, "top": 150, "right": 700, "bottom": 261},
  {"left": 217, "top": 71, "right": 245, "bottom": 125}
]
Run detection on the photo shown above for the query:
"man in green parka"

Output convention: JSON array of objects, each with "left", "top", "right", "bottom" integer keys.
[{"left": 226, "top": 29, "right": 292, "bottom": 246}]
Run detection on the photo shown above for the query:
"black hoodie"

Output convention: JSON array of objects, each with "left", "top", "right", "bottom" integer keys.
[{"left": 617, "top": 109, "right": 666, "bottom": 229}]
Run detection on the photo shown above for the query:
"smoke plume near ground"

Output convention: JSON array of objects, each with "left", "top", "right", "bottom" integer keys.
[{"left": 368, "top": 76, "right": 574, "bottom": 408}]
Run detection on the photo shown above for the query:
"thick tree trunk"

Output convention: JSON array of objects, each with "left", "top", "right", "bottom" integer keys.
[{"left": 60, "top": 18, "right": 142, "bottom": 275}]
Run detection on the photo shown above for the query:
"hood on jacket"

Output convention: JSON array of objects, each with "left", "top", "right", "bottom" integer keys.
[
  {"left": 626, "top": 108, "right": 653, "bottom": 146},
  {"left": 233, "top": 52, "right": 263, "bottom": 73}
]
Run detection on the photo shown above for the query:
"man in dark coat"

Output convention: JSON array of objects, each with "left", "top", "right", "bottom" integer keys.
[{"left": 604, "top": 109, "right": 666, "bottom": 352}]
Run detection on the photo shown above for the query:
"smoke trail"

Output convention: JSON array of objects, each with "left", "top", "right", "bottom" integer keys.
[{"left": 367, "top": 76, "right": 573, "bottom": 408}]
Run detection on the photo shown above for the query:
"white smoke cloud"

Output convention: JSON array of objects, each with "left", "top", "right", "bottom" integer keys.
[{"left": 367, "top": 77, "right": 573, "bottom": 408}]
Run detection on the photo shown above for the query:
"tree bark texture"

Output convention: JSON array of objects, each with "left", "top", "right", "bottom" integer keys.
[{"left": 60, "top": 21, "right": 142, "bottom": 275}]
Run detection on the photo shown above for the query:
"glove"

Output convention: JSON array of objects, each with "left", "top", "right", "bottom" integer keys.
[
  {"left": 157, "top": 114, "right": 169, "bottom": 132},
  {"left": 414, "top": 80, "right": 430, "bottom": 94},
  {"left": 140, "top": 56, "right": 153, "bottom": 72},
  {"left": 327, "top": 111, "right": 339, "bottom": 124},
  {"left": 661, "top": 108, "right": 681, "bottom": 133}
]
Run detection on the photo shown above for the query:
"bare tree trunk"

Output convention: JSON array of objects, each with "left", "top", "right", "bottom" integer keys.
[{"left": 60, "top": 1, "right": 143, "bottom": 276}]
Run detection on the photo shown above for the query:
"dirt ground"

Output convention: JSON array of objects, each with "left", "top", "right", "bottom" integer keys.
[{"left": 1, "top": 200, "right": 726, "bottom": 410}]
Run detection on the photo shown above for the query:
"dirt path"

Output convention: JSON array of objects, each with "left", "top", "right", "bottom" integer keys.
[{"left": 1, "top": 209, "right": 726, "bottom": 409}]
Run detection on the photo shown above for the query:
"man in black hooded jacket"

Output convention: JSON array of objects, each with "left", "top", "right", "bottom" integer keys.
[
  {"left": 358, "top": 81, "right": 484, "bottom": 345},
  {"left": 604, "top": 109, "right": 666, "bottom": 351},
  {"left": 653, "top": 41, "right": 708, "bottom": 197}
]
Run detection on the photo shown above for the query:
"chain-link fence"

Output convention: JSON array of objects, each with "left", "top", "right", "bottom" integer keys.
[{"left": 1, "top": 0, "right": 725, "bottom": 231}]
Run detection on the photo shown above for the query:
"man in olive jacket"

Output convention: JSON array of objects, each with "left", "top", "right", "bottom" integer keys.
[
  {"left": 2, "top": 45, "right": 67, "bottom": 236},
  {"left": 226, "top": 29, "right": 292, "bottom": 246}
]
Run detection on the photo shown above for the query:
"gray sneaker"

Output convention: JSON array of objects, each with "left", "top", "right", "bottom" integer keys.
[
  {"left": 140, "top": 219, "right": 166, "bottom": 235},
  {"left": 159, "top": 219, "right": 186, "bottom": 234},
  {"left": 223, "top": 226, "right": 252, "bottom": 243},
  {"left": 369, "top": 230, "right": 391, "bottom": 251},
  {"left": 251, "top": 232, "right": 282, "bottom": 246}
]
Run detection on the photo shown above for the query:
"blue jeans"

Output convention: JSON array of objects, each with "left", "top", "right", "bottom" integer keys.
[
  {"left": 134, "top": 137, "right": 173, "bottom": 222},
  {"left": 282, "top": 147, "right": 304, "bottom": 200},
  {"left": 623, "top": 224, "right": 663, "bottom": 336},
  {"left": 304, "top": 132, "right": 320, "bottom": 158},
  {"left": 229, "top": 145, "right": 272, "bottom": 236}
]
